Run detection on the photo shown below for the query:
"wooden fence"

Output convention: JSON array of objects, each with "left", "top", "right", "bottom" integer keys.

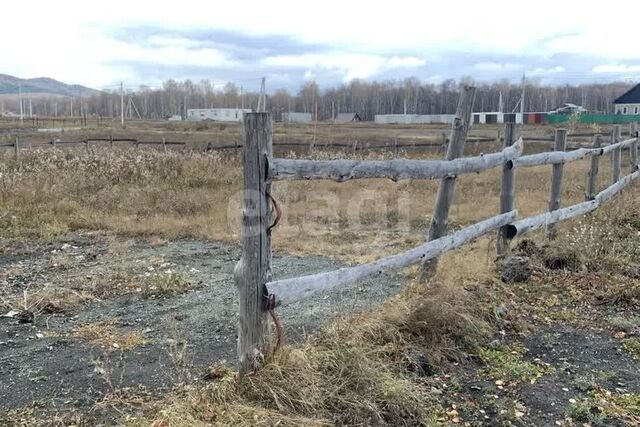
[
  {"left": 0, "top": 136, "right": 188, "bottom": 159},
  {"left": 234, "top": 88, "right": 640, "bottom": 375},
  {"left": 5, "top": 126, "right": 636, "bottom": 160}
]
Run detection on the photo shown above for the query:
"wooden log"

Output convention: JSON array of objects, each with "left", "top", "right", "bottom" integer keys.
[
  {"left": 585, "top": 135, "right": 601, "bottom": 201},
  {"left": 611, "top": 125, "right": 621, "bottom": 183},
  {"left": 267, "top": 210, "right": 517, "bottom": 305},
  {"left": 503, "top": 170, "right": 639, "bottom": 239},
  {"left": 269, "top": 138, "right": 522, "bottom": 182},
  {"left": 547, "top": 129, "right": 567, "bottom": 239},
  {"left": 515, "top": 146, "right": 600, "bottom": 167},
  {"left": 420, "top": 85, "right": 476, "bottom": 281},
  {"left": 496, "top": 122, "right": 520, "bottom": 256},
  {"left": 601, "top": 136, "right": 636, "bottom": 155},
  {"left": 234, "top": 113, "right": 273, "bottom": 376}
]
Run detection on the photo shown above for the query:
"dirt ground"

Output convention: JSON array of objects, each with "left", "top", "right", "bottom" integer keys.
[
  {"left": 0, "top": 233, "right": 403, "bottom": 414},
  {"left": 2, "top": 233, "right": 639, "bottom": 425}
]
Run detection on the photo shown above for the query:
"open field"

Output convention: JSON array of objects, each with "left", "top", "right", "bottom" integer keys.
[{"left": 1, "top": 121, "right": 639, "bottom": 426}]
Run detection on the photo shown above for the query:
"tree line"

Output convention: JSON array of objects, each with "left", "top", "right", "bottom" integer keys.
[{"left": 1, "top": 78, "right": 635, "bottom": 121}]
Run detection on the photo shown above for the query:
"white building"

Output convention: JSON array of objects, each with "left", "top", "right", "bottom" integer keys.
[
  {"left": 187, "top": 108, "right": 251, "bottom": 122},
  {"left": 374, "top": 113, "right": 525, "bottom": 125},
  {"left": 614, "top": 84, "right": 640, "bottom": 115}
]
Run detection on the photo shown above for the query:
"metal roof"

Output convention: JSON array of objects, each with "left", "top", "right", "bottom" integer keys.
[{"left": 614, "top": 84, "right": 640, "bottom": 104}]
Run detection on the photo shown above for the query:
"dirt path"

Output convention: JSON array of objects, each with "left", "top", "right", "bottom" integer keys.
[{"left": 0, "top": 235, "right": 404, "bottom": 413}]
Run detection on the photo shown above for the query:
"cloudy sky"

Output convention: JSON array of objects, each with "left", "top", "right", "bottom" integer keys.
[{"left": 2, "top": 0, "right": 640, "bottom": 91}]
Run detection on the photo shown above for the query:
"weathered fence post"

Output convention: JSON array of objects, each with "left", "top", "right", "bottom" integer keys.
[
  {"left": 546, "top": 128, "right": 567, "bottom": 239},
  {"left": 234, "top": 112, "right": 273, "bottom": 376},
  {"left": 309, "top": 140, "right": 315, "bottom": 157},
  {"left": 419, "top": 85, "right": 476, "bottom": 282},
  {"left": 14, "top": 137, "right": 20, "bottom": 160},
  {"left": 630, "top": 122, "right": 638, "bottom": 172},
  {"left": 162, "top": 137, "right": 167, "bottom": 153},
  {"left": 496, "top": 121, "right": 520, "bottom": 256},
  {"left": 611, "top": 125, "right": 621, "bottom": 183},
  {"left": 393, "top": 137, "right": 398, "bottom": 158},
  {"left": 585, "top": 135, "right": 601, "bottom": 200}
]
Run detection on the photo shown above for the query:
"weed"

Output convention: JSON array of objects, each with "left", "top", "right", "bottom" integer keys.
[
  {"left": 566, "top": 399, "right": 605, "bottom": 425},
  {"left": 140, "top": 271, "right": 195, "bottom": 297},
  {"left": 623, "top": 338, "right": 640, "bottom": 360},
  {"left": 478, "top": 345, "right": 552, "bottom": 383},
  {"left": 74, "top": 320, "right": 147, "bottom": 351}
]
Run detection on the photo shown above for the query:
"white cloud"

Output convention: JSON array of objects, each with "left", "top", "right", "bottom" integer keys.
[
  {"left": 592, "top": 64, "right": 640, "bottom": 74},
  {"left": 0, "top": 0, "right": 639, "bottom": 87},
  {"left": 528, "top": 66, "right": 566, "bottom": 76},
  {"left": 263, "top": 53, "right": 425, "bottom": 81},
  {"left": 473, "top": 63, "right": 523, "bottom": 72}
]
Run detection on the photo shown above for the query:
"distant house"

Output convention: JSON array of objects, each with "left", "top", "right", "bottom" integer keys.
[
  {"left": 548, "top": 103, "right": 587, "bottom": 115},
  {"left": 187, "top": 108, "right": 251, "bottom": 122},
  {"left": 334, "top": 112, "right": 362, "bottom": 123},
  {"left": 614, "top": 84, "right": 640, "bottom": 115},
  {"left": 282, "top": 112, "right": 312, "bottom": 124}
]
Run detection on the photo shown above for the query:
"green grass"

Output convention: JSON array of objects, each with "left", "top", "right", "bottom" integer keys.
[{"left": 478, "top": 346, "right": 552, "bottom": 383}]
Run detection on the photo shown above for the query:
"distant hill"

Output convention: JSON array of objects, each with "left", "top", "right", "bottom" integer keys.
[{"left": 0, "top": 74, "right": 100, "bottom": 97}]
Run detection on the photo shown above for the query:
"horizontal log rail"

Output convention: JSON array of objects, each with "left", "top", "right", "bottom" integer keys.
[
  {"left": 266, "top": 210, "right": 518, "bottom": 305},
  {"left": 502, "top": 170, "right": 639, "bottom": 238},
  {"left": 515, "top": 147, "right": 601, "bottom": 167},
  {"left": 601, "top": 137, "right": 637, "bottom": 155},
  {"left": 269, "top": 138, "right": 523, "bottom": 182},
  {"left": 514, "top": 136, "right": 637, "bottom": 167}
]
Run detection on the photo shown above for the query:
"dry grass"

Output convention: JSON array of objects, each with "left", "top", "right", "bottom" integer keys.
[
  {"left": 0, "top": 285, "right": 96, "bottom": 318},
  {"left": 74, "top": 319, "right": 148, "bottom": 351},
  {"left": 0, "top": 148, "right": 241, "bottom": 242},
  {"left": 136, "top": 279, "right": 495, "bottom": 426},
  {"left": 1, "top": 129, "right": 627, "bottom": 264}
]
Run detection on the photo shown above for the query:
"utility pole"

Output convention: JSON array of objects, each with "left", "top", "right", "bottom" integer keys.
[
  {"left": 19, "top": 84, "right": 24, "bottom": 125},
  {"left": 520, "top": 73, "right": 526, "bottom": 117},
  {"left": 120, "top": 81, "right": 124, "bottom": 127}
]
